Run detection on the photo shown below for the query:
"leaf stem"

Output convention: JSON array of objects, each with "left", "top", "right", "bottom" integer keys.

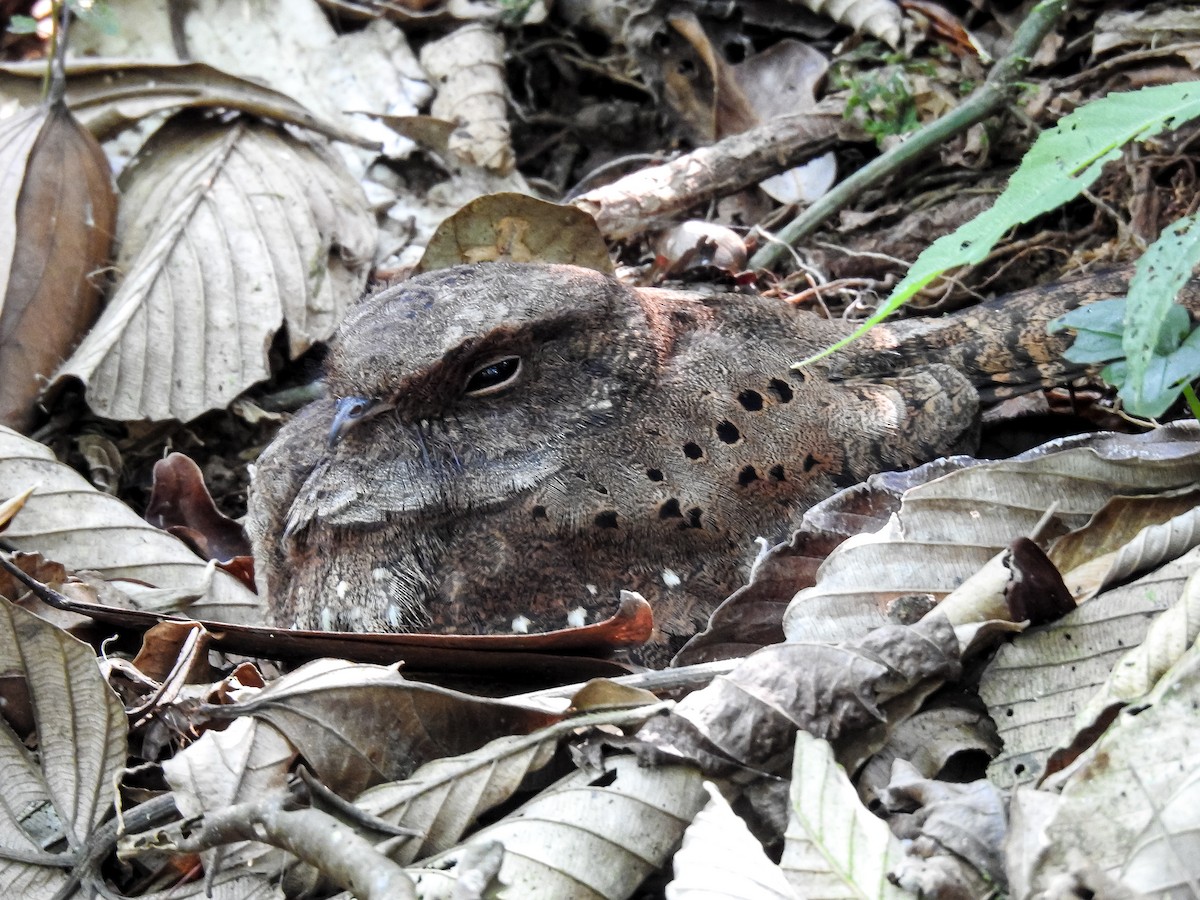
[{"left": 749, "top": 0, "right": 1071, "bottom": 271}]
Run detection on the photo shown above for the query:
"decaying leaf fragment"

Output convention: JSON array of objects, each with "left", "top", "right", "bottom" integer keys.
[
  {"left": 802, "top": 0, "right": 903, "bottom": 48},
  {"left": 55, "top": 116, "right": 375, "bottom": 422},
  {"left": 0, "top": 101, "right": 115, "bottom": 432}
]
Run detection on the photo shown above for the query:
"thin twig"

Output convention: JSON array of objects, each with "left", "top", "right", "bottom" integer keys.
[{"left": 748, "top": 0, "right": 1072, "bottom": 271}]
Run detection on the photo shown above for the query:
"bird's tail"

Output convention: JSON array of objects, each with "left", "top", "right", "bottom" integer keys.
[{"left": 839, "top": 266, "right": 1200, "bottom": 403}]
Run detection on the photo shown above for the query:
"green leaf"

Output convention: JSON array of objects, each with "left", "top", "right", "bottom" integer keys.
[
  {"left": 1051, "top": 298, "right": 1127, "bottom": 336},
  {"left": 1124, "top": 213, "right": 1200, "bottom": 399},
  {"left": 1121, "top": 326, "right": 1200, "bottom": 418},
  {"left": 6, "top": 14, "right": 37, "bottom": 34},
  {"left": 802, "top": 81, "right": 1200, "bottom": 365}
]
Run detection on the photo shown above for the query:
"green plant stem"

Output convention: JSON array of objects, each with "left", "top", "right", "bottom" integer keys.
[
  {"left": 1183, "top": 383, "right": 1200, "bottom": 422},
  {"left": 748, "top": 0, "right": 1071, "bottom": 272}
]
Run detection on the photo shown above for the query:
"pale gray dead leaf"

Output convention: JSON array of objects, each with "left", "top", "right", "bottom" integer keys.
[
  {"left": 354, "top": 704, "right": 665, "bottom": 864},
  {"left": 666, "top": 782, "right": 796, "bottom": 900},
  {"left": 410, "top": 756, "right": 707, "bottom": 900},
  {"left": 0, "top": 59, "right": 368, "bottom": 146},
  {"left": 161, "top": 716, "right": 296, "bottom": 876},
  {"left": 0, "top": 426, "right": 260, "bottom": 622},
  {"left": 56, "top": 118, "right": 374, "bottom": 422},
  {"left": 69, "top": 0, "right": 430, "bottom": 160},
  {"left": 0, "top": 597, "right": 126, "bottom": 900},
  {"left": 981, "top": 546, "right": 1200, "bottom": 789},
  {"left": 781, "top": 730, "right": 911, "bottom": 899},
  {"left": 784, "top": 425, "right": 1200, "bottom": 645},
  {"left": 1021, "top": 634, "right": 1200, "bottom": 895}
]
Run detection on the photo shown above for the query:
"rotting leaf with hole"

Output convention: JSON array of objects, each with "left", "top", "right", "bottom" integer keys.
[
  {"left": 0, "top": 596, "right": 126, "bottom": 900},
  {"left": 0, "top": 101, "right": 115, "bottom": 432},
  {"left": 55, "top": 116, "right": 375, "bottom": 422},
  {"left": 638, "top": 615, "right": 959, "bottom": 777},
  {"left": 0, "top": 425, "right": 260, "bottom": 623},
  {"left": 415, "top": 192, "right": 614, "bottom": 275}
]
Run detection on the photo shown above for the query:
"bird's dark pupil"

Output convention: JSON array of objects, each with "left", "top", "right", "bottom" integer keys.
[{"left": 467, "top": 357, "right": 519, "bottom": 392}]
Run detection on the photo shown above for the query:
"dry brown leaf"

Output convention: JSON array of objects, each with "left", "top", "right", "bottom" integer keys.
[
  {"left": 145, "top": 453, "right": 252, "bottom": 564},
  {"left": 1020, "top": 637, "right": 1200, "bottom": 895},
  {"left": 420, "top": 23, "right": 514, "bottom": 174},
  {"left": 0, "top": 426, "right": 260, "bottom": 623},
  {"left": 355, "top": 704, "right": 664, "bottom": 864},
  {"left": 55, "top": 117, "right": 374, "bottom": 422},
  {"left": 0, "top": 60, "right": 370, "bottom": 146},
  {"left": 0, "top": 101, "right": 115, "bottom": 432},
  {"left": 416, "top": 192, "right": 613, "bottom": 274}
]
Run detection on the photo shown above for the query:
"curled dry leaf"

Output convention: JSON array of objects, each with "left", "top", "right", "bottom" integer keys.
[
  {"left": 0, "top": 60, "right": 370, "bottom": 146},
  {"left": 0, "top": 597, "right": 127, "bottom": 900},
  {"left": 0, "top": 425, "right": 260, "bottom": 623},
  {"left": 803, "top": 0, "right": 904, "bottom": 49},
  {"left": 638, "top": 616, "right": 960, "bottom": 777},
  {"left": 784, "top": 425, "right": 1200, "bottom": 645},
  {"left": 145, "top": 453, "right": 252, "bottom": 564},
  {"left": 55, "top": 117, "right": 375, "bottom": 422},
  {"left": 420, "top": 23, "right": 514, "bottom": 174},
  {"left": 416, "top": 192, "right": 614, "bottom": 274},
  {"left": 0, "top": 101, "right": 115, "bottom": 432}
]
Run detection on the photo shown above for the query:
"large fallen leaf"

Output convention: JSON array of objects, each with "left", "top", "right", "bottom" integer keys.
[
  {"left": 56, "top": 117, "right": 375, "bottom": 422},
  {"left": 980, "top": 546, "right": 1200, "bottom": 788},
  {"left": 784, "top": 425, "right": 1200, "bottom": 645},
  {"left": 202, "top": 658, "right": 561, "bottom": 798},
  {"left": 69, "top": 0, "right": 429, "bottom": 158},
  {"left": 0, "top": 596, "right": 126, "bottom": 900},
  {"left": 0, "top": 101, "right": 115, "bottom": 431},
  {"left": 1019, "top": 633, "right": 1200, "bottom": 895},
  {"left": 0, "top": 426, "right": 260, "bottom": 622},
  {"left": 0, "top": 60, "right": 368, "bottom": 146},
  {"left": 411, "top": 755, "right": 707, "bottom": 899},
  {"left": 781, "top": 730, "right": 910, "bottom": 899}
]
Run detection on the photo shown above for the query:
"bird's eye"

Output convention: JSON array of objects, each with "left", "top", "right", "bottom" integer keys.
[{"left": 464, "top": 356, "right": 522, "bottom": 396}]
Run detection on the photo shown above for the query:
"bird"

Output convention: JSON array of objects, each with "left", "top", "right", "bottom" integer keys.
[{"left": 246, "top": 262, "right": 1141, "bottom": 664}]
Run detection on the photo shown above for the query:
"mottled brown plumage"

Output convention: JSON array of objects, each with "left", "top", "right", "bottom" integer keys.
[{"left": 247, "top": 263, "right": 1139, "bottom": 663}]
